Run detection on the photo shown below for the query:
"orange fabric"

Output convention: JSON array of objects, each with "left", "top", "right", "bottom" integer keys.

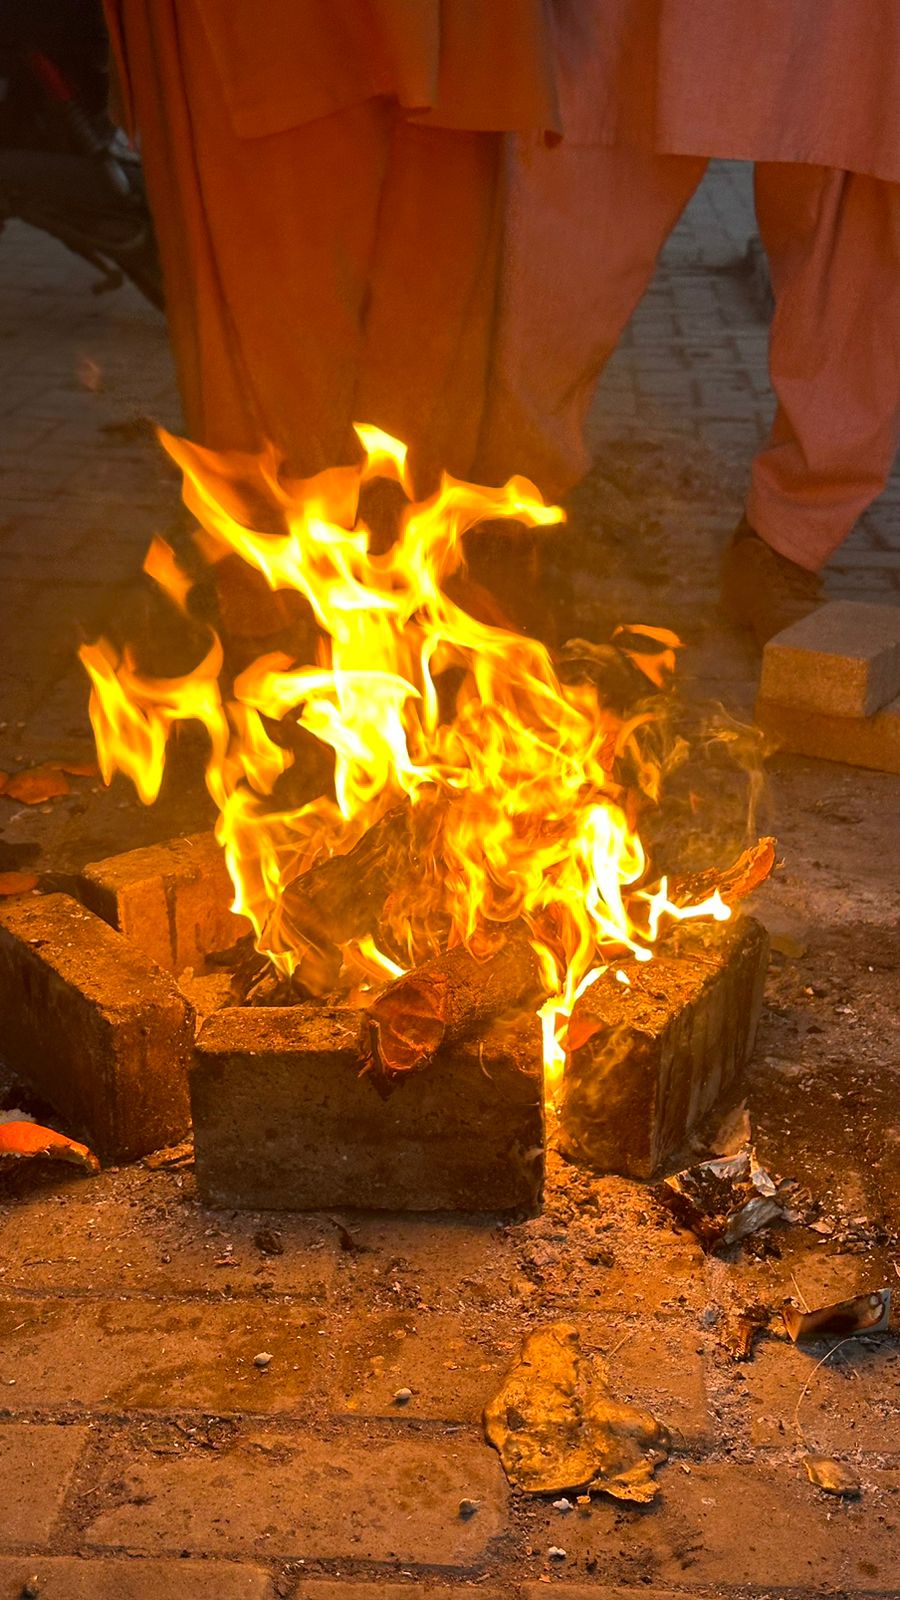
[
  {"left": 549, "top": 0, "right": 900, "bottom": 185},
  {"left": 750, "top": 164, "right": 900, "bottom": 570},
  {"left": 191, "top": 0, "right": 560, "bottom": 139},
  {"left": 106, "top": 0, "right": 527, "bottom": 493},
  {"left": 475, "top": 143, "right": 707, "bottom": 496},
  {"left": 477, "top": 142, "right": 900, "bottom": 570}
]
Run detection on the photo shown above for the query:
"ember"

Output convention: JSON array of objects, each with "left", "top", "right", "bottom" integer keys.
[{"left": 79, "top": 425, "right": 734, "bottom": 1099}]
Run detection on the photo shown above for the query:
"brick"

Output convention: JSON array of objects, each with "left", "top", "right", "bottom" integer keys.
[
  {"left": 84, "top": 1433, "right": 507, "bottom": 1564},
  {"left": 760, "top": 601, "right": 900, "bottom": 717},
  {"left": 0, "top": 894, "right": 192, "bottom": 1163},
  {"left": 0, "top": 1424, "right": 88, "bottom": 1543},
  {"left": 558, "top": 916, "right": 769, "bottom": 1178},
  {"left": 293, "top": 1588, "right": 507, "bottom": 1600},
  {"left": 523, "top": 1591, "right": 685, "bottom": 1600},
  {"left": 192, "top": 1009, "right": 544, "bottom": 1213},
  {"left": 755, "top": 691, "right": 900, "bottom": 774},
  {"left": 523, "top": 1460, "right": 900, "bottom": 1590},
  {"left": 581, "top": 1318, "right": 712, "bottom": 1447},
  {"left": 0, "top": 1169, "right": 337, "bottom": 1297},
  {"left": 79, "top": 832, "right": 248, "bottom": 977},
  {"left": 335, "top": 1215, "right": 523, "bottom": 1309},
  {"left": 0, "top": 1558, "right": 275, "bottom": 1599},
  {"left": 746, "top": 1333, "right": 900, "bottom": 1454},
  {"left": 335, "top": 1311, "right": 509, "bottom": 1423},
  {"left": 0, "top": 1297, "right": 325, "bottom": 1415}
]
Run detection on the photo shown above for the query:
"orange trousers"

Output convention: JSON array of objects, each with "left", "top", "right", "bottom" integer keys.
[
  {"left": 476, "top": 149, "right": 900, "bottom": 571},
  {"left": 119, "top": 0, "right": 503, "bottom": 492}
]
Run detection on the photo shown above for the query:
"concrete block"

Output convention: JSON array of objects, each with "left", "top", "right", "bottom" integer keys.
[
  {"left": 755, "top": 691, "right": 900, "bottom": 774},
  {"left": 760, "top": 600, "right": 900, "bottom": 717},
  {"left": 0, "top": 1559, "right": 276, "bottom": 1599},
  {"left": 79, "top": 831, "right": 248, "bottom": 976},
  {"left": 0, "top": 1295, "right": 324, "bottom": 1415},
  {"left": 192, "top": 1007, "right": 544, "bottom": 1213},
  {"left": 0, "top": 893, "right": 193, "bottom": 1163},
  {"left": 521, "top": 1462, "right": 900, "bottom": 1591},
  {"left": 558, "top": 916, "right": 769, "bottom": 1179},
  {"left": 0, "top": 1423, "right": 88, "bottom": 1543},
  {"left": 83, "top": 1433, "right": 507, "bottom": 1564}
]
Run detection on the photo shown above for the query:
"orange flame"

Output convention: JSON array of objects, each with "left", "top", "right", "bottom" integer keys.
[{"left": 79, "top": 426, "right": 728, "bottom": 1093}]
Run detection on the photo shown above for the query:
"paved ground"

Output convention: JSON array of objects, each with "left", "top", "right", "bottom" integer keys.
[{"left": 0, "top": 164, "right": 899, "bottom": 1598}]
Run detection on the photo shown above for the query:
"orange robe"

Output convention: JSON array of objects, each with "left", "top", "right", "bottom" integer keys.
[
  {"left": 476, "top": 0, "right": 900, "bottom": 571},
  {"left": 103, "top": 0, "right": 558, "bottom": 489}
]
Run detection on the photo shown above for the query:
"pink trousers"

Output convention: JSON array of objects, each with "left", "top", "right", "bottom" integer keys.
[{"left": 476, "top": 148, "right": 900, "bottom": 570}]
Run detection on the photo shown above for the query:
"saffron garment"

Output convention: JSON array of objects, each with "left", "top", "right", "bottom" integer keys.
[
  {"left": 103, "top": 0, "right": 558, "bottom": 490},
  {"left": 476, "top": 0, "right": 900, "bottom": 572}
]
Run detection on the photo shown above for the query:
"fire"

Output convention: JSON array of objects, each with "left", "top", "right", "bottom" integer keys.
[{"left": 79, "top": 425, "right": 728, "bottom": 1094}]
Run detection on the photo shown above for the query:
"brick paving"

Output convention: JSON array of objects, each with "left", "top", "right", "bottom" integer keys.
[{"left": 0, "top": 166, "right": 899, "bottom": 1598}]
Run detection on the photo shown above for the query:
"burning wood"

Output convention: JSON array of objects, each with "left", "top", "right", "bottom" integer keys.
[
  {"left": 365, "top": 934, "right": 548, "bottom": 1077},
  {"left": 670, "top": 835, "right": 777, "bottom": 910},
  {"left": 68, "top": 419, "right": 777, "bottom": 1211},
  {"left": 79, "top": 423, "right": 744, "bottom": 1092},
  {"left": 273, "top": 802, "right": 415, "bottom": 973}
]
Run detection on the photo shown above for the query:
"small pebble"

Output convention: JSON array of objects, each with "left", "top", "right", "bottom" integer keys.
[
  {"left": 22, "top": 1581, "right": 40, "bottom": 1600},
  {"left": 458, "top": 1498, "right": 480, "bottom": 1519},
  {"left": 254, "top": 1352, "right": 273, "bottom": 1369},
  {"left": 547, "top": 1546, "right": 567, "bottom": 1560},
  {"left": 552, "top": 1497, "right": 573, "bottom": 1513},
  {"left": 393, "top": 1386, "right": 413, "bottom": 1404}
]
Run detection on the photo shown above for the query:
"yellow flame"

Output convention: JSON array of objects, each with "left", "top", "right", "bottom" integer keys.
[{"left": 79, "top": 425, "right": 729, "bottom": 1085}]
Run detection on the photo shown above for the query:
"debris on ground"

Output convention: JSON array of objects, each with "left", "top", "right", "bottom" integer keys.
[
  {"left": 253, "top": 1226, "right": 285, "bottom": 1256},
  {"left": 782, "top": 1289, "right": 891, "bottom": 1343},
  {"left": 0, "top": 872, "right": 38, "bottom": 897},
  {"left": 458, "top": 1498, "right": 480, "bottom": 1519},
  {"left": 0, "top": 760, "right": 97, "bottom": 806},
  {"left": 803, "top": 1454, "right": 862, "bottom": 1497},
  {"left": 483, "top": 1321, "right": 670, "bottom": 1502},
  {"left": 143, "top": 1139, "right": 194, "bottom": 1170},
  {"left": 655, "top": 1149, "right": 795, "bottom": 1251},
  {"left": 0, "top": 1120, "right": 99, "bottom": 1174},
  {"left": 720, "top": 1302, "right": 770, "bottom": 1361}
]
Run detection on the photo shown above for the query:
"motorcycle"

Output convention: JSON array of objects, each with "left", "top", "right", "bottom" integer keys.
[{"left": 0, "top": 5, "right": 163, "bottom": 310}]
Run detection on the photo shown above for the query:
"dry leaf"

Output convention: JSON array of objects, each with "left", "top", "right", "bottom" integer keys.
[
  {"left": 53, "top": 760, "right": 99, "bottom": 778},
  {"left": 0, "top": 1121, "right": 99, "bottom": 1174},
  {"left": 803, "top": 1455, "right": 861, "bottom": 1497},
  {"left": 0, "top": 871, "right": 38, "bottom": 897},
  {"left": 484, "top": 1322, "right": 669, "bottom": 1502},
  {"left": 782, "top": 1289, "right": 891, "bottom": 1343},
  {"left": 4, "top": 766, "right": 71, "bottom": 804}
]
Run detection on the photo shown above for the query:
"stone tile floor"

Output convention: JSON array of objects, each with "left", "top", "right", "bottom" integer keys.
[{"left": 0, "top": 163, "right": 899, "bottom": 1597}]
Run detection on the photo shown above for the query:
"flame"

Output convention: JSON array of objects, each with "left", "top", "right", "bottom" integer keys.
[{"left": 79, "top": 425, "right": 728, "bottom": 1096}]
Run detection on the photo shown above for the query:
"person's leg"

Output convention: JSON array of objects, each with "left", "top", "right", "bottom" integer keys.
[
  {"left": 117, "top": 0, "right": 391, "bottom": 476},
  {"left": 116, "top": 0, "right": 395, "bottom": 643},
  {"left": 749, "top": 162, "right": 900, "bottom": 570},
  {"left": 353, "top": 120, "right": 504, "bottom": 493},
  {"left": 474, "top": 140, "right": 708, "bottom": 499}
]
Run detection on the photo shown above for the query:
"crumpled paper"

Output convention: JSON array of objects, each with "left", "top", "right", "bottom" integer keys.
[
  {"left": 483, "top": 1322, "right": 670, "bottom": 1503},
  {"left": 655, "top": 1148, "right": 794, "bottom": 1251}
]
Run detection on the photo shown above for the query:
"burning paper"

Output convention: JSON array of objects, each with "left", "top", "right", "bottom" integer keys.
[{"left": 655, "top": 1149, "right": 794, "bottom": 1252}]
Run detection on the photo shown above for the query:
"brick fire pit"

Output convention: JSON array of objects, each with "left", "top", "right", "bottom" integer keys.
[{"left": 0, "top": 831, "right": 768, "bottom": 1210}]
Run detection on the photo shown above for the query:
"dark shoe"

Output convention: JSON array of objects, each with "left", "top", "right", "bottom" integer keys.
[{"left": 720, "top": 519, "right": 823, "bottom": 646}]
